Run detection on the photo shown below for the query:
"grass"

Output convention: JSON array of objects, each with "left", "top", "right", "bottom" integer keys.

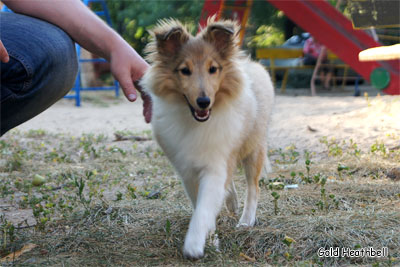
[{"left": 0, "top": 128, "right": 399, "bottom": 266}]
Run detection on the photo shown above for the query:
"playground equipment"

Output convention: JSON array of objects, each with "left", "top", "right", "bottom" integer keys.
[
  {"left": 255, "top": 48, "right": 357, "bottom": 93},
  {"left": 201, "top": 0, "right": 400, "bottom": 95},
  {"left": 64, "top": 0, "right": 119, "bottom": 106},
  {"left": 199, "top": 0, "right": 252, "bottom": 44}
]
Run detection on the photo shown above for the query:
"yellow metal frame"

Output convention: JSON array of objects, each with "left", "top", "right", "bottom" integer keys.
[{"left": 256, "top": 48, "right": 354, "bottom": 92}]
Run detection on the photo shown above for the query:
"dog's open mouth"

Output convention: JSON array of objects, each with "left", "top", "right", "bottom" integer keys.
[
  {"left": 184, "top": 95, "right": 211, "bottom": 122},
  {"left": 193, "top": 109, "right": 211, "bottom": 122}
]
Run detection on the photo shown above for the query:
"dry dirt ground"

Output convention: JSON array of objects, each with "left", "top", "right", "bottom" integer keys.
[
  {"left": 14, "top": 88, "right": 400, "bottom": 154},
  {"left": 1, "top": 87, "right": 399, "bottom": 266}
]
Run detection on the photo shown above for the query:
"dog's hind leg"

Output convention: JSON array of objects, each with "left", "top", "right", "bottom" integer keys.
[
  {"left": 225, "top": 180, "right": 238, "bottom": 215},
  {"left": 237, "top": 147, "right": 265, "bottom": 227},
  {"left": 225, "top": 154, "right": 239, "bottom": 215}
]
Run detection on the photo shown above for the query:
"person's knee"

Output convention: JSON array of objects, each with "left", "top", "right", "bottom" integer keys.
[
  {"left": 2, "top": 13, "right": 78, "bottom": 100},
  {"left": 34, "top": 27, "right": 78, "bottom": 99}
]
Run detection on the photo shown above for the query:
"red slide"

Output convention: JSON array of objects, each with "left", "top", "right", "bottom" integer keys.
[
  {"left": 267, "top": 0, "right": 399, "bottom": 95},
  {"left": 201, "top": 0, "right": 399, "bottom": 94}
]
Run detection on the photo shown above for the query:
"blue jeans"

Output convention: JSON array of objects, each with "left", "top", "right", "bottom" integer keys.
[{"left": 1, "top": 12, "right": 78, "bottom": 135}]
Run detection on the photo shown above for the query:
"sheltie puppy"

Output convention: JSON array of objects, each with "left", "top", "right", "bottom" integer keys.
[{"left": 141, "top": 18, "right": 274, "bottom": 259}]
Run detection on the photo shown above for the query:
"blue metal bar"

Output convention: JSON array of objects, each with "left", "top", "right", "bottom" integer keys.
[
  {"left": 81, "top": 86, "right": 119, "bottom": 91},
  {"left": 95, "top": 11, "right": 105, "bottom": 16},
  {"left": 114, "top": 80, "right": 120, "bottom": 97},
  {"left": 64, "top": 0, "right": 119, "bottom": 106},
  {"left": 354, "top": 75, "right": 361, "bottom": 97},
  {"left": 100, "top": 1, "right": 112, "bottom": 25}
]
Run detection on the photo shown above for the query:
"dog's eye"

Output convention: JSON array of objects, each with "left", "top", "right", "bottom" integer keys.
[
  {"left": 209, "top": 66, "right": 217, "bottom": 74},
  {"left": 180, "top": 67, "right": 192, "bottom": 76}
]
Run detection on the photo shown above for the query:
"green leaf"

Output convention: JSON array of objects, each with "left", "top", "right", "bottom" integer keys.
[{"left": 165, "top": 219, "right": 171, "bottom": 234}]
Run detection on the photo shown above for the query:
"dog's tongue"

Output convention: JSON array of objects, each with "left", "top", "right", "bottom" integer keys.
[{"left": 196, "top": 110, "right": 209, "bottom": 117}]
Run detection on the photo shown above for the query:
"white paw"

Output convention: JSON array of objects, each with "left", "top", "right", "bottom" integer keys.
[
  {"left": 183, "top": 237, "right": 205, "bottom": 260},
  {"left": 236, "top": 222, "right": 250, "bottom": 228},
  {"left": 236, "top": 217, "right": 256, "bottom": 228}
]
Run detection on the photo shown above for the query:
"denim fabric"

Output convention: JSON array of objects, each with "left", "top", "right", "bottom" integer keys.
[{"left": 1, "top": 12, "right": 78, "bottom": 135}]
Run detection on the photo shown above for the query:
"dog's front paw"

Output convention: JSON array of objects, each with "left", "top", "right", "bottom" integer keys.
[
  {"left": 183, "top": 238, "right": 205, "bottom": 260},
  {"left": 183, "top": 244, "right": 204, "bottom": 260}
]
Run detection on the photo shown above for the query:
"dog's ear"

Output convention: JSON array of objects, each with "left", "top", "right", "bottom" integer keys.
[
  {"left": 155, "top": 24, "right": 189, "bottom": 56},
  {"left": 202, "top": 21, "right": 239, "bottom": 58}
]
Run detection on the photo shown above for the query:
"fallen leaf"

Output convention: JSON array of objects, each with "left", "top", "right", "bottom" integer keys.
[
  {"left": 283, "top": 235, "right": 296, "bottom": 246},
  {"left": 284, "top": 252, "right": 291, "bottom": 259},
  {"left": 307, "top": 125, "right": 318, "bottom": 132},
  {"left": 239, "top": 252, "right": 256, "bottom": 262},
  {"left": 0, "top": 243, "right": 37, "bottom": 262}
]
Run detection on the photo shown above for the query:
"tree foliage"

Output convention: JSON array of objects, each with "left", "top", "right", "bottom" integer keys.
[
  {"left": 244, "top": 1, "right": 286, "bottom": 50},
  {"left": 105, "top": 0, "right": 203, "bottom": 55},
  {"left": 101, "top": 0, "right": 298, "bottom": 56}
]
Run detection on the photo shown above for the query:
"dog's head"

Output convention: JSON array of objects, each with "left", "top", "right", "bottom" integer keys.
[{"left": 145, "top": 19, "right": 243, "bottom": 122}]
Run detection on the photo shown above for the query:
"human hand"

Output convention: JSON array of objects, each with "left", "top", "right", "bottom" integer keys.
[
  {"left": 109, "top": 41, "right": 152, "bottom": 123},
  {"left": 0, "top": 40, "right": 10, "bottom": 63}
]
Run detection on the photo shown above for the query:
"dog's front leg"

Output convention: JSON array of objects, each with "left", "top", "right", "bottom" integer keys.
[{"left": 183, "top": 167, "right": 226, "bottom": 259}]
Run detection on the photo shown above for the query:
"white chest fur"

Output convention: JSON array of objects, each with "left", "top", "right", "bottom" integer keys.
[{"left": 151, "top": 85, "right": 256, "bottom": 170}]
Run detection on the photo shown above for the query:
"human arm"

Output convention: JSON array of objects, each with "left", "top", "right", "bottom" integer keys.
[{"left": 3, "top": 0, "right": 151, "bottom": 121}]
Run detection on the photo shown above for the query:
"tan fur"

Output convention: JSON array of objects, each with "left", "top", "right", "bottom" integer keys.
[{"left": 141, "top": 18, "right": 274, "bottom": 259}]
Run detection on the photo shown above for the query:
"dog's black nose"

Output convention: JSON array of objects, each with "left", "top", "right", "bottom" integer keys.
[{"left": 196, "top": 96, "right": 210, "bottom": 109}]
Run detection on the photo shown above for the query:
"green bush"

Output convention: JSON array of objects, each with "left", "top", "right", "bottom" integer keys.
[{"left": 104, "top": 0, "right": 203, "bottom": 55}]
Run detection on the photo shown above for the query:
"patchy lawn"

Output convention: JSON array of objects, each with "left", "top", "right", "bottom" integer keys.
[{"left": 1, "top": 127, "right": 399, "bottom": 266}]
